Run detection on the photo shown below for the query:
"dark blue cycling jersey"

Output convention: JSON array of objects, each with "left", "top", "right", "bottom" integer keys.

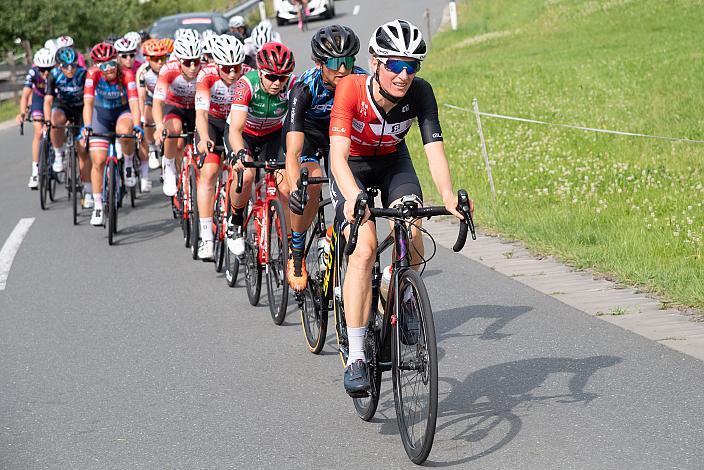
[
  {"left": 23, "top": 66, "right": 47, "bottom": 97},
  {"left": 286, "top": 65, "right": 367, "bottom": 131},
  {"left": 46, "top": 66, "right": 86, "bottom": 108}
]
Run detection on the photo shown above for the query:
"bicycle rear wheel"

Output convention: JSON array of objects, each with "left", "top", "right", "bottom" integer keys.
[
  {"left": 107, "top": 160, "right": 117, "bottom": 245},
  {"left": 213, "top": 184, "right": 225, "bottom": 273},
  {"left": 391, "top": 269, "right": 438, "bottom": 465},
  {"left": 300, "top": 223, "right": 328, "bottom": 354},
  {"left": 353, "top": 327, "right": 382, "bottom": 421},
  {"left": 244, "top": 207, "right": 262, "bottom": 306},
  {"left": 266, "top": 199, "right": 289, "bottom": 325}
]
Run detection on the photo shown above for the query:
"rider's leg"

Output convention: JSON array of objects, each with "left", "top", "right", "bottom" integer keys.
[
  {"left": 117, "top": 115, "right": 137, "bottom": 187},
  {"left": 197, "top": 161, "right": 220, "bottom": 240},
  {"left": 50, "top": 108, "right": 67, "bottom": 171},
  {"left": 89, "top": 144, "right": 108, "bottom": 224},
  {"left": 161, "top": 116, "right": 184, "bottom": 196},
  {"left": 288, "top": 160, "right": 323, "bottom": 290}
]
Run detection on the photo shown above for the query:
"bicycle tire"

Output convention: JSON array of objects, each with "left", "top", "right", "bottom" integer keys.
[
  {"left": 332, "top": 231, "right": 349, "bottom": 368},
  {"left": 189, "top": 165, "right": 199, "bottom": 260},
  {"left": 391, "top": 269, "right": 438, "bottom": 465},
  {"left": 108, "top": 160, "right": 117, "bottom": 245},
  {"left": 225, "top": 202, "right": 247, "bottom": 287},
  {"left": 38, "top": 138, "right": 49, "bottom": 210},
  {"left": 213, "top": 188, "right": 225, "bottom": 272},
  {"left": 244, "top": 204, "right": 262, "bottom": 305},
  {"left": 300, "top": 223, "right": 328, "bottom": 354},
  {"left": 266, "top": 199, "right": 289, "bottom": 325},
  {"left": 353, "top": 327, "right": 382, "bottom": 421},
  {"left": 70, "top": 147, "right": 79, "bottom": 225}
]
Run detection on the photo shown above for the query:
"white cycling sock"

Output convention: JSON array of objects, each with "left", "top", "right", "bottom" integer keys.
[
  {"left": 140, "top": 162, "right": 149, "bottom": 179},
  {"left": 123, "top": 154, "right": 134, "bottom": 168},
  {"left": 346, "top": 327, "right": 367, "bottom": 366},
  {"left": 53, "top": 146, "right": 64, "bottom": 158},
  {"left": 84, "top": 182, "right": 92, "bottom": 194},
  {"left": 148, "top": 143, "right": 157, "bottom": 153},
  {"left": 32, "top": 162, "right": 38, "bottom": 175},
  {"left": 163, "top": 157, "right": 176, "bottom": 173},
  {"left": 93, "top": 193, "right": 102, "bottom": 208},
  {"left": 200, "top": 217, "right": 213, "bottom": 241}
]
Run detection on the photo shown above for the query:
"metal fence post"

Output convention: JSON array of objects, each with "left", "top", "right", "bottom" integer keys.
[
  {"left": 424, "top": 9, "right": 432, "bottom": 48},
  {"left": 473, "top": 98, "right": 496, "bottom": 200},
  {"left": 258, "top": 1, "right": 267, "bottom": 21},
  {"left": 449, "top": 1, "right": 458, "bottom": 31}
]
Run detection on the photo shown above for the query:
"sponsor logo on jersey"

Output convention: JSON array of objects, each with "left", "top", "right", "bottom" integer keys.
[
  {"left": 402, "top": 104, "right": 409, "bottom": 113},
  {"left": 331, "top": 126, "right": 346, "bottom": 133},
  {"left": 351, "top": 118, "right": 364, "bottom": 132}
]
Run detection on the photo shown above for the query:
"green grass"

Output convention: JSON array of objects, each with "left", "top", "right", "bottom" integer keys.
[
  {"left": 0, "top": 100, "right": 19, "bottom": 123},
  {"left": 408, "top": 0, "right": 704, "bottom": 309}
]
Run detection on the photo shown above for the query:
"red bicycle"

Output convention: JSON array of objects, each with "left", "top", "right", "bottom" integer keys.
[{"left": 234, "top": 154, "right": 289, "bottom": 325}]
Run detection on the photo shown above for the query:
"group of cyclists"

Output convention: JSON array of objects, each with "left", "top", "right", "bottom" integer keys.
[{"left": 16, "top": 18, "right": 474, "bottom": 399}]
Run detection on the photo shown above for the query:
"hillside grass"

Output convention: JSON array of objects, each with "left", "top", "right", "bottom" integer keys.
[
  {"left": 408, "top": 0, "right": 704, "bottom": 308},
  {"left": 0, "top": 100, "right": 19, "bottom": 123}
]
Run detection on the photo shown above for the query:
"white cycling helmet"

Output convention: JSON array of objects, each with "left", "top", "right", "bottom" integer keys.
[
  {"left": 229, "top": 15, "right": 245, "bottom": 29},
  {"left": 115, "top": 36, "right": 140, "bottom": 53},
  {"left": 55, "top": 35, "right": 74, "bottom": 48},
  {"left": 44, "top": 39, "right": 58, "bottom": 53},
  {"left": 124, "top": 31, "right": 142, "bottom": 46},
  {"left": 250, "top": 23, "right": 271, "bottom": 51},
  {"left": 201, "top": 30, "right": 217, "bottom": 54},
  {"left": 369, "top": 19, "right": 427, "bottom": 61},
  {"left": 259, "top": 20, "right": 273, "bottom": 31},
  {"left": 34, "top": 48, "right": 55, "bottom": 68},
  {"left": 211, "top": 35, "right": 245, "bottom": 66},
  {"left": 174, "top": 28, "right": 199, "bottom": 41},
  {"left": 173, "top": 29, "right": 202, "bottom": 59}
]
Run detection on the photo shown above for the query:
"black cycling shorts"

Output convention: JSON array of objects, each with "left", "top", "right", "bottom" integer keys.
[
  {"left": 243, "top": 129, "right": 284, "bottom": 163},
  {"left": 52, "top": 102, "right": 83, "bottom": 126},
  {"left": 195, "top": 116, "right": 230, "bottom": 164},
  {"left": 282, "top": 119, "right": 328, "bottom": 165},
  {"left": 163, "top": 104, "right": 196, "bottom": 133},
  {"left": 330, "top": 141, "right": 423, "bottom": 229}
]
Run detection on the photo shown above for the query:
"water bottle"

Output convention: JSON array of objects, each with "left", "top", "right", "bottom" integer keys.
[
  {"left": 380, "top": 265, "right": 392, "bottom": 304},
  {"left": 317, "top": 225, "right": 333, "bottom": 272}
]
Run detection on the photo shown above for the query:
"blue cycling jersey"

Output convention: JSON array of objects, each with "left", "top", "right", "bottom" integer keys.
[
  {"left": 46, "top": 66, "right": 86, "bottom": 108},
  {"left": 287, "top": 65, "right": 367, "bottom": 130},
  {"left": 23, "top": 66, "right": 47, "bottom": 97}
]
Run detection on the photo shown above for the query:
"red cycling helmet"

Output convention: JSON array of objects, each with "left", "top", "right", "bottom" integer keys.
[
  {"left": 256, "top": 42, "right": 295, "bottom": 74},
  {"left": 90, "top": 42, "right": 117, "bottom": 63}
]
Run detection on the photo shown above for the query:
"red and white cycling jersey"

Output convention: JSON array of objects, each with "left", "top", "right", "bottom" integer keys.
[
  {"left": 153, "top": 60, "right": 198, "bottom": 108},
  {"left": 137, "top": 62, "right": 158, "bottom": 96},
  {"left": 329, "top": 74, "right": 443, "bottom": 157},
  {"left": 195, "top": 64, "right": 252, "bottom": 120}
]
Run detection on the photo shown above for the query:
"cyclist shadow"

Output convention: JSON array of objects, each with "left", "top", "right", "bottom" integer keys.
[
  {"left": 112, "top": 217, "right": 179, "bottom": 245},
  {"left": 421, "top": 355, "right": 622, "bottom": 467},
  {"left": 435, "top": 305, "right": 533, "bottom": 343}
]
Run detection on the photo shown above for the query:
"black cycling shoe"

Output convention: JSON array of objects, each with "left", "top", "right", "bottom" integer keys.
[{"left": 344, "top": 359, "right": 370, "bottom": 398}]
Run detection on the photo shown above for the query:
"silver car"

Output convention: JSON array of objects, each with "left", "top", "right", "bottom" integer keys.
[{"left": 274, "top": 0, "right": 336, "bottom": 25}]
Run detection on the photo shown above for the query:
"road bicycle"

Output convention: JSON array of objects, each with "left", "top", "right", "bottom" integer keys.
[
  {"left": 54, "top": 122, "right": 84, "bottom": 225},
  {"left": 22, "top": 118, "right": 60, "bottom": 210},
  {"left": 234, "top": 152, "right": 289, "bottom": 325},
  {"left": 87, "top": 131, "right": 141, "bottom": 246},
  {"left": 292, "top": 166, "right": 332, "bottom": 354},
  {"left": 334, "top": 187, "right": 475, "bottom": 464},
  {"left": 161, "top": 129, "right": 202, "bottom": 259}
]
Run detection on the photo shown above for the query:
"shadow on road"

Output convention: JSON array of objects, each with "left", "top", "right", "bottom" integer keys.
[
  {"left": 423, "top": 355, "right": 622, "bottom": 467},
  {"left": 112, "top": 217, "right": 179, "bottom": 246},
  {"left": 435, "top": 305, "right": 533, "bottom": 342}
]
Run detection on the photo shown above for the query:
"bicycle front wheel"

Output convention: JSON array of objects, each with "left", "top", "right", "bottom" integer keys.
[
  {"left": 107, "top": 160, "right": 118, "bottom": 245},
  {"left": 300, "top": 223, "right": 328, "bottom": 354},
  {"left": 266, "top": 199, "right": 289, "bottom": 325},
  {"left": 244, "top": 206, "right": 262, "bottom": 306},
  {"left": 391, "top": 269, "right": 438, "bottom": 464},
  {"left": 189, "top": 166, "right": 199, "bottom": 260},
  {"left": 38, "top": 138, "right": 49, "bottom": 210},
  {"left": 213, "top": 184, "right": 225, "bottom": 273},
  {"left": 70, "top": 148, "right": 79, "bottom": 225}
]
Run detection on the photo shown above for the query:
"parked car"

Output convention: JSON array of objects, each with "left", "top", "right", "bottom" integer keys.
[
  {"left": 148, "top": 12, "right": 230, "bottom": 39},
  {"left": 274, "top": 0, "right": 336, "bottom": 25}
]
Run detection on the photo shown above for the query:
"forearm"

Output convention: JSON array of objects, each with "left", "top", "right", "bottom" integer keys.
[
  {"left": 83, "top": 97, "right": 94, "bottom": 126},
  {"left": 285, "top": 131, "right": 304, "bottom": 188},
  {"left": 43, "top": 96, "right": 53, "bottom": 122},
  {"left": 329, "top": 135, "right": 359, "bottom": 201},
  {"left": 129, "top": 100, "right": 141, "bottom": 126},
  {"left": 425, "top": 141, "right": 455, "bottom": 200},
  {"left": 152, "top": 99, "right": 164, "bottom": 125},
  {"left": 20, "top": 89, "right": 31, "bottom": 113},
  {"left": 195, "top": 110, "right": 210, "bottom": 142}
]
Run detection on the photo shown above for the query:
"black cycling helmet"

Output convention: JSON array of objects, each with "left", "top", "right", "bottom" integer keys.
[{"left": 311, "top": 25, "right": 360, "bottom": 61}]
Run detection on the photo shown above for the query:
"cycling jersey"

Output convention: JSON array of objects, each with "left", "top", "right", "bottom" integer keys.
[
  {"left": 137, "top": 62, "right": 158, "bottom": 97},
  {"left": 153, "top": 60, "right": 198, "bottom": 109},
  {"left": 23, "top": 66, "right": 47, "bottom": 97},
  {"left": 230, "top": 69, "right": 296, "bottom": 137},
  {"left": 195, "top": 63, "right": 252, "bottom": 120},
  {"left": 130, "top": 59, "right": 144, "bottom": 75},
  {"left": 84, "top": 67, "right": 138, "bottom": 110},
  {"left": 46, "top": 66, "right": 86, "bottom": 108},
  {"left": 287, "top": 65, "right": 367, "bottom": 131},
  {"left": 329, "top": 74, "right": 442, "bottom": 157}
]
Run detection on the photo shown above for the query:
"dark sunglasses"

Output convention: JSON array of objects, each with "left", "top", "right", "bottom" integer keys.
[
  {"left": 180, "top": 58, "right": 201, "bottom": 68},
  {"left": 219, "top": 64, "right": 242, "bottom": 74},
  {"left": 59, "top": 63, "right": 76, "bottom": 70},
  {"left": 39, "top": 67, "right": 53, "bottom": 73},
  {"left": 324, "top": 56, "right": 355, "bottom": 70},
  {"left": 148, "top": 56, "right": 167, "bottom": 63},
  {"left": 97, "top": 60, "right": 118, "bottom": 71},
  {"left": 120, "top": 53, "right": 136, "bottom": 59},
  {"left": 380, "top": 58, "right": 421, "bottom": 75},
  {"left": 263, "top": 72, "right": 289, "bottom": 83}
]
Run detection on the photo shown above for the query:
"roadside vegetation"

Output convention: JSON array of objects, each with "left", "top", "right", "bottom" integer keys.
[{"left": 408, "top": 0, "right": 704, "bottom": 308}]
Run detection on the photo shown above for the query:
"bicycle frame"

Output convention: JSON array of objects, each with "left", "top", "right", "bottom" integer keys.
[{"left": 242, "top": 165, "right": 282, "bottom": 266}]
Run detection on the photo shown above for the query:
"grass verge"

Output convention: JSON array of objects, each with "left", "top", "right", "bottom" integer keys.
[
  {"left": 0, "top": 100, "right": 19, "bottom": 124},
  {"left": 407, "top": 0, "right": 703, "bottom": 309}
]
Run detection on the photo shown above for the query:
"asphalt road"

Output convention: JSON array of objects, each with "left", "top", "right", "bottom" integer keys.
[{"left": 2, "top": 2, "right": 704, "bottom": 468}]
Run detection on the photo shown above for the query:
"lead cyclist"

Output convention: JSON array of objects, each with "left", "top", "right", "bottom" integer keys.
[{"left": 328, "top": 20, "right": 475, "bottom": 396}]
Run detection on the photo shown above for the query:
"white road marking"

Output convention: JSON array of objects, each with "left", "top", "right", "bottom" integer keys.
[
  {"left": 0, "top": 218, "right": 35, "bottom": 290},
  {"left": 353, "top": 5, "right": 360, "bottom": 15}
]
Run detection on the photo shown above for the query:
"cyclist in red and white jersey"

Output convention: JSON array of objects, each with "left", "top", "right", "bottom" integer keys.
[
  {"left": 153, "top": 29, "right": 202, "bottom": 197},
  {"left": 137, "top": 38, "right": 173, "bottom": 188},
  {"left": 82, "top": 42, "right": 142, "bottom": 226},
  {"left": 193, "top": 35, "right": 249, "bottom": 260},
  {"left": 329, "top": 20, "right": 474, "bottom": 396},
  {"left": 227, "top": 42, "right": 296, "bottom": 256}
]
